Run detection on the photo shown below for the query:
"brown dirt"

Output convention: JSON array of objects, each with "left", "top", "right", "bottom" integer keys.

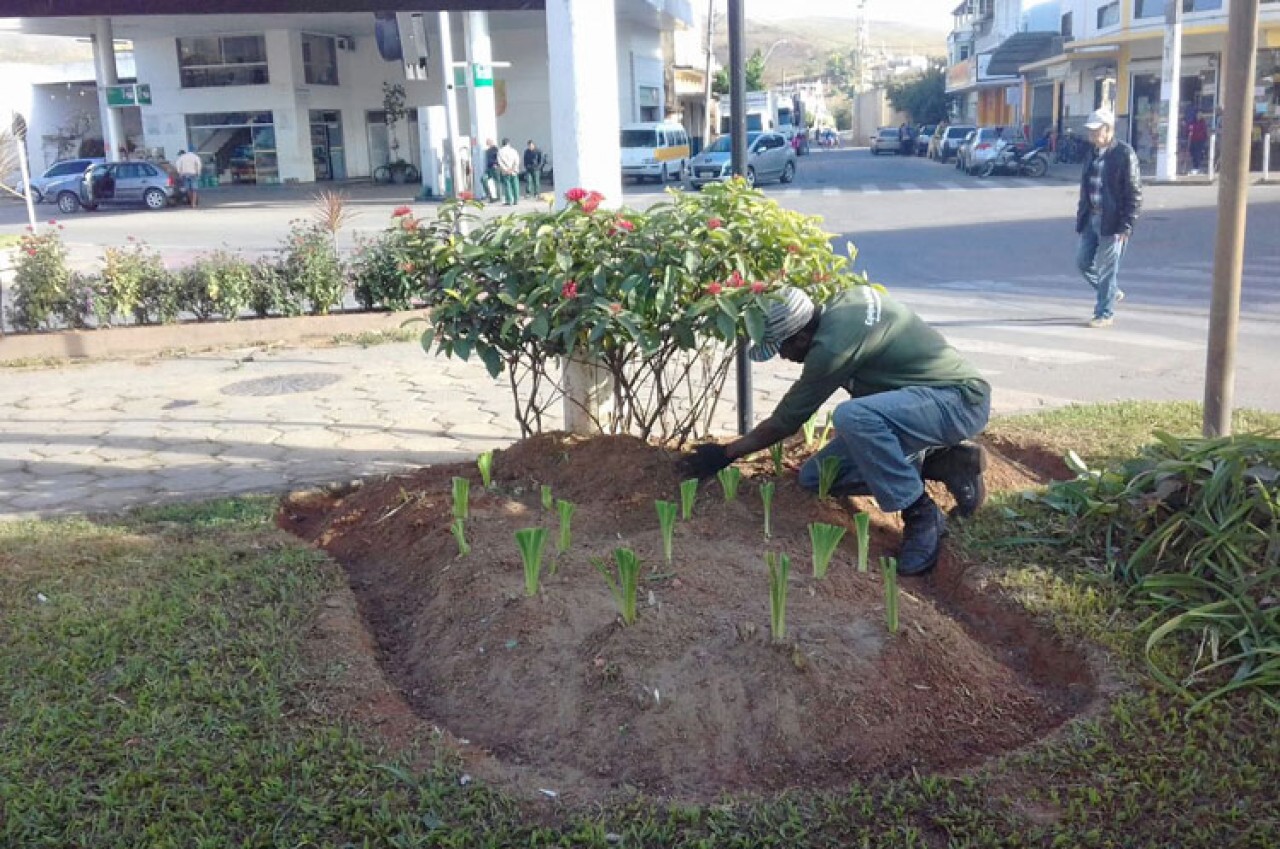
[{"left": 279, "top": 433, "right": 1096, "bottom": 804}]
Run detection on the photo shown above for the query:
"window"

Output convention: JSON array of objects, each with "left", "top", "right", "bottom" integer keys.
[
  {"left": 638, "top": 86, "right": 660, "bottom": 122},
  {"left": 177, "top": 35, "right": 268, "bottom": 87},
  {"left": 185, "top": 111, "right": 278, "bottom": 184},
  {"left": 1096, "top": 2, "right": 1120, "bottom": 28},
  {"left": 302, "top": 34, "right": 339, "bottom": 86},
  {"left": 1061, "top": 11, "right": 1073, "bottom": 36}
]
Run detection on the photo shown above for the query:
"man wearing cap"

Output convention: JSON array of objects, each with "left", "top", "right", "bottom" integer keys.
[
  {"left": 1075, "top": 107, "right": 1142, "bottom": 328},
  {"left": 684, "top": 285, "right": 991, "bottom": 576}
]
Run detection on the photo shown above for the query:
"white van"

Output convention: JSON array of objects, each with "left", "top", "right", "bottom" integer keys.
[{"left": 620, "top": 121, "right": 691, "bottom": 183}]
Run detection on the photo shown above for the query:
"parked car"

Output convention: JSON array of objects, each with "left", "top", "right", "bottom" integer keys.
[
  {"left": 931, "top": 124, "right": 975, "bottom": 162},
  {"left": 870, "top": 127, "right": 901, "bottom": 155},
  {"left": 18, "top": 157, "right": 104, "bottom": 203},
  {"left": 957, "top": 127, "right": 1012, "bottom": 175},
  {"left": 44, "top": 161, "right": 183, "bottom": 213},
  {"left": 686, "top": 132, "right": 796, "bottom": 189},
  {"left": 915, "top": 125, "right": 937, "bottom": 156}
]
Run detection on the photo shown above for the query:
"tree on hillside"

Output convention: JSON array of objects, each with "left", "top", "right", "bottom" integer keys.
[
  {"left": 713, "top": 48, "right": 766, "bottom": 95},
  {"left": 886, "top": 62, "right": 951, "bottom": 124}
]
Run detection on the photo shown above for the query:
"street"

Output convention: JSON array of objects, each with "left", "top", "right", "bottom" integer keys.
[{"left": 3, "top": 147, "right": 1278, "bottom": 414}]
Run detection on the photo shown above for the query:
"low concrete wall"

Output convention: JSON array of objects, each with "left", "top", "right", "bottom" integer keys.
[{"left": 0, "top": 309, "right": 424, "bottom": 363}]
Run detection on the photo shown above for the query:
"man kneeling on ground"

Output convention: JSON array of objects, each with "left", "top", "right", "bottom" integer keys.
[{"left": 682, "top": 285, "right": 991, "bottom": 576}]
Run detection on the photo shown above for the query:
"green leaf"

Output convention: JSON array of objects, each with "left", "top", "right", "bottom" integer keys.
[
  {"left": 418, "top": 328, "right": 435, "bottom": 353},
  {"left": 530, "top": 314, "right": 550, "bottom": 338},
  {"left": 478, "top": 345, "right": 502, "bottom": 378},
  {"left": 744, "top": 303, "right": 765, "bottom": 344},
  {"left": 715, "top": 311, "right": 736, "bottom": 340}
]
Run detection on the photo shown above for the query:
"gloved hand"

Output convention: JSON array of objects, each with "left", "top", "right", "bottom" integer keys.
[{"left": 682, "top": 443, "right": 732, "bottom": 479}]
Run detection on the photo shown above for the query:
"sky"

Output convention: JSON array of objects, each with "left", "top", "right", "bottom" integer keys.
[{"left": 744, "top": 0, "right": 958, "bottom": 30}]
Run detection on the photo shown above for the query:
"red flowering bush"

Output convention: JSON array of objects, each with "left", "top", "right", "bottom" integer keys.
[
  {"left": 7, "top": 225, "right": 92, "bottom": 331},
  {"left": 408, "top": 177, "right": 863, "bottom": 442}
]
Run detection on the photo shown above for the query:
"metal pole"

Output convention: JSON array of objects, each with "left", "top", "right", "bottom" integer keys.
[
  {"left": 728, "top": 0, "right": 751, "bottom": 435},
  {"left": 1203, "top": 0, "right": 1259, "bottom": 437}
]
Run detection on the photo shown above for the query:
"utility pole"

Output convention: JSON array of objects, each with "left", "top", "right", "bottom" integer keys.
[
  {"left": 1203, "top": 0, "right": 1260, "bottom": 437},
  {"left": 701, "top": 0, "right": 717, "bottom": 149},
  {"left": 728, "top": 0, "right": 751, "bottom": 436}
]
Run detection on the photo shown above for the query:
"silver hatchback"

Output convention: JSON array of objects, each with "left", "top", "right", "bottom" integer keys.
[
  {"left": 686, "top": 132, "right": 797, "bottom": 189},
  {"left": 44, "top": 161, "right": 182, "bottom": 214}
]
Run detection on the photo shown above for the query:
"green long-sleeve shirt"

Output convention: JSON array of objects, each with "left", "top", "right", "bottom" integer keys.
[{"left": 763, "top": 286, "right": 990, "bottom": 435}]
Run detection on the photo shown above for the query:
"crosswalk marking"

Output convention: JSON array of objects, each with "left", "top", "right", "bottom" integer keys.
[{"left": 945, "top": 337, "right": 1111, "bottom": 364}]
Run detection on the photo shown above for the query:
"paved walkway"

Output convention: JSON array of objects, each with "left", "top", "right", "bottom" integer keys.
[{"left": 0, "top": 341, "right": 817, "bottom": 520}]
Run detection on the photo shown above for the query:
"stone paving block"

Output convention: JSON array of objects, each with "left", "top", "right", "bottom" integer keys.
[
  {"left": 153, "top": 468, "right": 232, "bottom": 493},
  {"left": 270, "top": 428, "right": 347, "bottom": 450},
  {"left": 97, "top": 472, "right": 167, "bottom": 492}
]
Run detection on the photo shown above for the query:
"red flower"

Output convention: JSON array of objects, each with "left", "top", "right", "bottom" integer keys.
[
  {"left": 47, "top": 219, "right": 57, "bottom": 226},
  {"left": 458, "top": 191, "right": 475, "bottom": 201},
  {"left": 787, "top": 244, "right": 800, "bottom": 254},
  {"left": 26, "top": 248, "right": 37, "bottom": 256},
  {"left": 564, "top": 188, "right": 588, "bottom": 202},
  {"left": 707, "top": 282, "right": 723, "bottom": 296},
  {"left": 392, "top": 205, "right": 412, "bottom": 218},
  {"left": 750, "top": 281, "right": 766, "bottom": 294},
  {"left": 561, "top": 280, "right": 579, "bottom": 299},
  {"left": 609, "top": 302, "right": 623, "bottom": 314},
  {"left": 401, "top": 216, "right": 419, "bottom": 231},
  {"left": 581, "top": 190, "right": 605, "bottom": 214},
  {"left": 707, "top": 218, "right": 723, "bottom": 230},
  {"left": 615, "top": 218, "right": 634, "bottom": 232},
  {"left": 727, "top": 270, "right": 745, "bottom": 288},
  {"left": 401, "top": 262, "right": 416, "bottom": 273}
]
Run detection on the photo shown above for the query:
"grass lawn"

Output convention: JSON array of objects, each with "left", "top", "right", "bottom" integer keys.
[{"left": 2, "top": 402, "right": 1277, "bottom": 848}]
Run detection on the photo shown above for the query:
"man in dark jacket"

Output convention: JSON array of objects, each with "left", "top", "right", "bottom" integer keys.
[
  {"left": 1075, "top": 107, "right": 1142, "bottom": 328},
  {"left": 522, "top": 140, "right": 545, "bottom": 198},
  {"left": 683, "top": 286, "right": 991, "bottom": 577},
  {"left": 482, "top": 139, "right": 499, "bottom": 202}
]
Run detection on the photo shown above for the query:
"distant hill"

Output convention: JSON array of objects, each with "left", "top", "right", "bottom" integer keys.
[{"left": 714, "top": 16, "right": 948, "bottom": 86}]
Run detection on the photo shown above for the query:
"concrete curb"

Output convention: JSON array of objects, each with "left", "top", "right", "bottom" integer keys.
[{"left": 0, "top": 309, "right": 424, "bottom": 363}]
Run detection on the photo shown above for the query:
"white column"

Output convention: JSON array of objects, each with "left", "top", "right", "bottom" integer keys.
[
  {"left": 437, "top": 11, "right": 465, "bottom": 197},
  {"left": 545, "top": 0, "right": 622, "bottom": 208},
  {"left": 546, "top": 0, "right": 622, "bottom": 433},
  {"left": 465, "top": 11, "right": 500, "bottom": 198},
  {"left": 1157, "top": 0, "right": 1184, "bottom": 181},
  {"left": 92, "top": 17, "right": 126, "bottom": 163}
]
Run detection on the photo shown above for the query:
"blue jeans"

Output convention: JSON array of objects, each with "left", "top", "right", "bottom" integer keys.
[
  {"left": 798, "top": 386, "right": 991, "bottom": 513},
  {"left": 1076, "top": 212, "right": 1126, "bottom": 320}
]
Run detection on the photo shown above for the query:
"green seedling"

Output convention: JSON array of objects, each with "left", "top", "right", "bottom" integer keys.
[
  {"left": 881, "top": 556, "right": 899, "bottom": 633},
  {"left": 515, "top": 527, "right": 548, "bottom": 597},
  {"left": 679, "top": 478, "right": 698, "bottom": 520},
  {"left": 540, "top": 484, "right": 553, "bottom": 511},
  {"left": 770, "top": 442, "right": 784, "bottom": 476},
  {"left": 809, "top": 522, "right": 847, "bottom": 579},
  {"left": 767, "top": 551, "right": 791, "bottom": 642},
  {"left": 760, "top": 480, "right": 775, "bottom": 539},
  {"left": 717, "top": 466, "right": 742, "bottom": 501},
  {"left": 819, "top": 410, "right": 834, "bottom": 446},
  {"left": 451, "top": 476, "right": 470, "bottom": 520},
  {"left": 854, "top": 512, "right": 871, "bottom": 573},
  {"left": 655, "top": 500, "right": 678, "bottom": 563},
  {"left": 595, "top": 547, "right": 642, "bottom": 626},
  {"left": 802, "top": 413, "right": 819, "bottom": 446},
  {"left": 817, "top": 456, "right": 841, "bottom": 500},
  {"left": 451, "top": 518, "right": 470, "bottom": 557},
  {"left": 555, "top": 499, "right": 576, "bottom": 554},
  {"left": 476, "top": 450, "right": 494, "bottom": 488}
]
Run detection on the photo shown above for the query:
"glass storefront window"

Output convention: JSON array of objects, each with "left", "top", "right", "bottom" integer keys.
[
  {"left": 177, "top": 35, "right": 268, "bottom": 88},
  {"left": 185, "top": 111, "right": 277, "bottom": 184},
  {"left": 302, "top": 34, "right": 339, "bottom": 86}
]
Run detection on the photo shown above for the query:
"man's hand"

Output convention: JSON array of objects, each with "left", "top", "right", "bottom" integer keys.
[{"left": 681, "top": 443, "right": 732, "bottom": 479}]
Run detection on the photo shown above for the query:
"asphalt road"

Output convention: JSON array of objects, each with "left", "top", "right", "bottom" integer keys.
[{"left": 3, "top": 148, "right": 1278, "bottom": 413}]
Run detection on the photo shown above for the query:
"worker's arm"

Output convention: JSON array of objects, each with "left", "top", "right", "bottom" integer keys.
[{"left": 682, "top": 419, "right": 794, "bottom": 478}]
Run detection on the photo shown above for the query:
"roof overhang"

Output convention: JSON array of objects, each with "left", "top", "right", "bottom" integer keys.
[
  {"left": 985, "top": 30, "right": 1061, "bottom": 77},
  {"left": 1018, "top": 47, "right": 1120, "bottom": 74},
  {"left": 1, "top": 0, "right": 543, "bottom": 13}
]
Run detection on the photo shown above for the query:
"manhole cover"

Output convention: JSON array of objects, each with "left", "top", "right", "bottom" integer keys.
[{"left": 221, "top": 372, "right": 344, "bottom": 397}]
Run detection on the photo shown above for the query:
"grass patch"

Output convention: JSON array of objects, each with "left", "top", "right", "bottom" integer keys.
[
  {"left": 2, "top": 402, "right": 1278, "bottom": 846},
  {"left": 327, "top": 327, "right": 418, "bottom": 348}
]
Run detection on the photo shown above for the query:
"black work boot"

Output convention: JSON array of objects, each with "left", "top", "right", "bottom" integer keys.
[
  {"left": 897, "top": 493, "right": 946, "bottom": 576},
  {"left": 921, "top": 441, "right": 988, "bottom": 518}
]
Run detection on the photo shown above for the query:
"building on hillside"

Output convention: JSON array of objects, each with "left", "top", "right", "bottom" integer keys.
[
  {"left": 4, "top": 1, "right": 693, "bottom": 191},
  {"left": 663, "top": 0, "right": 715, "bottom": 150}
]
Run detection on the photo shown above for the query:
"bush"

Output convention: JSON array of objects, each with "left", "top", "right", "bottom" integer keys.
[
  {"left": 98, "top": 239, "right": 172, "bottom": 325},
  {"left": 7, "top": 222, "right": 74, "bottom": 331},
  {"left": 409, "top": 180, "right": 860, "bottom": 443},
  {"left": 280, "top": 220, "right": 345, "bottom": 315},
  {"left": 246, "top": 258, "right": 297, "bottom": 319},
  {"left": 350, "top": 216, "right": 425, "bottom": 311},
  {"left": 179, "top": 251, "right": 254, "bottom": 321}
]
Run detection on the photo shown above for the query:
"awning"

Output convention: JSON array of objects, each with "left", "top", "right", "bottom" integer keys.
[{"left": 985, "top": 31, "right": 1062, "bottom": 77}]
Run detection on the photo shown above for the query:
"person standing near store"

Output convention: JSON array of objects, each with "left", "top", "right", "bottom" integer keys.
[
  {"left": 174, "top": 149, "right": 203, "bottom": 208},
  {"left": 522, "top": 140, "right": 545, "bottom": 198},
  {"left": 1187, "top": 112, "right": 1210, "bottom": 172},
  {"left": 1075, "top": 108, "right": 1142, "bottom": 328},
  {"left": 483, "top": 139, "right": 500, "bottom": 202},
  {"left": 497, "top": 138, "right": 521, "bottom": 206}
]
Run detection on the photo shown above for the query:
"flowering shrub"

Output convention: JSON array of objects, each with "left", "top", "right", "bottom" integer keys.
[
  {"left": 178, "top": 251, "right": 254, "bottom": 321},
  {"left": 410, "top": 178, "right": 865, "bottom": 443},
  {"left": 246, "top": 258, "right": 296, "bottom": 319},
  {"left": 349, "top": 210, "right": 432, "bottom": 311},
  {"left": 7, "top": 223, "right": 77, "bottom": 332},
  {"left": 98, "top": 239, "right": 172, "bottom": 325},
  {"left": 280, "top": 220, "right": 345, "bottom": 315}
]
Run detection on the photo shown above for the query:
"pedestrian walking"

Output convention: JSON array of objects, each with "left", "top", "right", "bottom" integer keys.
[
  {"left": 1188, "top": 113, "right": 1209, "bottom": 172},
  {"left": 497, "top": 138, "right": 521, "bottom": 206},
  {"left": 174, "top": 149, "right": 203, "bottom": 208},
  {"left": 522, "top": 140, "right": 545, "bottom": 198},
  {"left": 682, "top": 286, "right": 991, "bottom": 577},
  {"left": 483, "top": 139, "right": 500, "bottom": 202},
  {"left": 1074, "top": 108, "right": 1142, "bottom": 328}
]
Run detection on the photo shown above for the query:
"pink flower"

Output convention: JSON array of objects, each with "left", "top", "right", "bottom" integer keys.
[
  {"left": 564, "top": 188, "right": 588, "bottom": 203},
  {"left": 401, "top": 262, "right": 416, "bottom": 273},
  {"left": 727, "top": 270, "right": 744, "bottom": 289},
  {"left": 707, "top": 218, "right": 723, "bottom": 230},
  {"left": 750, "top": 281, "right": 766, "bottom": 294},
  {"left": 609, "top": 302, "right": 622, "bottom": 314},
  {"left": 561, "top": 280, "right": 579, "bottom": 299},
  {"left": 26, "top": 248, "right": 37, "bottom": 256},
  {"left": 47, "top": 219, "right": 57, "bottom": 226},
  {"left": 126, "top": 235, "right": 136, "bottom": 242},
  {"left": 615, "top": 217, "right": 634, "bottom": 232},
  {"left": 401, "top": 217, "right": 419, "bottom": 231},
  {"left": 392, "top": 205, "right": 412, "bottom": 218},
  {"left": 707, "top": 282, "right": 723, "bottom": 296},
  {"left": 787, "top": 244, "right": 800, "bottom": 254},
  {"left": 458, "top": 191, "right": 475, "bottom": 201},
  {"left": 581, "top": 190, "right": 605, "bottom": 214}
]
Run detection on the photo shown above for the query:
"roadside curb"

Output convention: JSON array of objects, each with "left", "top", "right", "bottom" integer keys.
[{"left": 0, "top": 309, "right": 423, "bottom": 364}]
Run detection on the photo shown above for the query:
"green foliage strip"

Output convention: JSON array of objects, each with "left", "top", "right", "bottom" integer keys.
[
  {"left": 595, "top": 547, "right": 642, "bottom": 626},
  {"left": 767, "top": 551, "right": 791, "bottom": 642},
  {"left": 655, "top": 500, "right": 678, "bottom": 564},
  {"left": 717, "top": 466, "right": 741, "bottom": 502},
  {"left": 515, "top": 527, "right": 547, "bottom": 597},
  {"left": 809, "top": 522, "right": 847, "bottom": 579},
  {"left": 679, "top": 478, "right": 698, "bottom": 520}
]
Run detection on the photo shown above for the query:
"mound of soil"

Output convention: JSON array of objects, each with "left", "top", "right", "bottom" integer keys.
[{"left": 280, "top": 433, "right": 1093, "bottom": 803}]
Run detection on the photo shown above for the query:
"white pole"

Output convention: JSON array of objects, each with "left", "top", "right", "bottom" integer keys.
[
  {"left": 1207, "top": 131, "right": 1217, "bottom": 181},
  {"left": 1156, "top": 0, "right": 1183, "bottom": 181},
  {"left": 436, "top": 11, "right": 465, "bottom": 198},
  {"left": 464, "top": 12, "right": 499, "bottom": 199},
  {"left": 11, "top": 116, "right": 36, "bottom": 230},
  {"left": 92, "top": 17, "right": 126, "bottom": 162}
]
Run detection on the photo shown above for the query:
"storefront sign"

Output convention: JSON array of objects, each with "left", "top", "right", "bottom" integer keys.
[
  {"left": 472, "top": 63, "right": 493, "bottom": 88},
  {"left": 673, "top": 68, "right": 704, "bottom": 96},
  {"left": 946, "top": 58, "right": 976, "bottom": 93},
  {"left": 105, "top": 84, "right": 152, "bottom": 107}
]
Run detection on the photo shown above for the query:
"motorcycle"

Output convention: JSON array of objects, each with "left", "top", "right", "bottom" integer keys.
[{"left": 980, "top": 142, "right": 1050, "bottom": 178}]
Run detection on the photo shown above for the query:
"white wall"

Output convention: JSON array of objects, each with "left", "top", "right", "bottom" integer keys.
[{"left": 617, "top": 28, "right": 664, "bottom": 123}]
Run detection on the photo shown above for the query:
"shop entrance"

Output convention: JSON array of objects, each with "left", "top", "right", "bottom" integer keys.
[
  {"left": 186, "top": 111, "right": 278, "bottom": 185},
  {"left": 1130, "top": 72, "right": 1214, "bottom": 174},
  {"left": 309, "top": 110, "right": 346, "bottom": 181}
]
